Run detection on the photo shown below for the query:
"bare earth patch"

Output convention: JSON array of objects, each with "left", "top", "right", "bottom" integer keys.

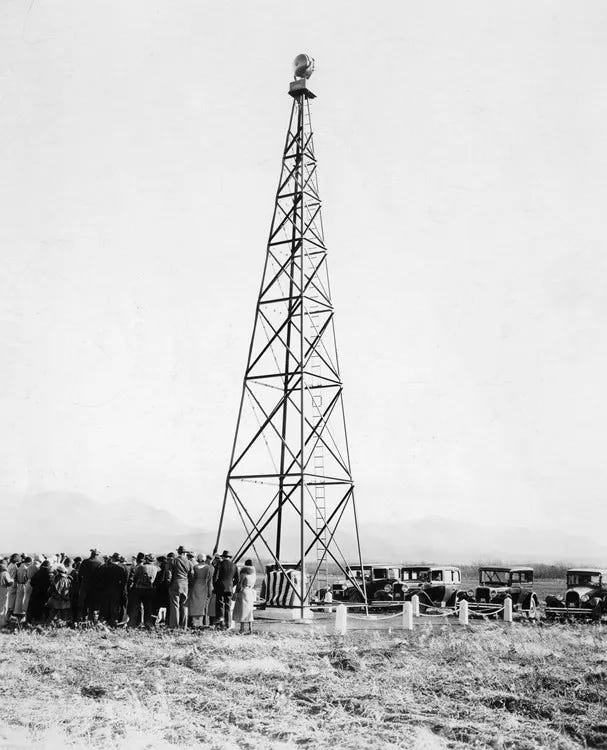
[{"left": 0, "top": 622, "right": 605, "bottom": 749}]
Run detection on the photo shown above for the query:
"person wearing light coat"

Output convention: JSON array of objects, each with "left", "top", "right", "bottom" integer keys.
[
  {"left": 232, "top": 560, "right": 257, "bottom": 634},
  {"left": 0, "top": 560, "right": 14, "bottom": 627},
  {"left": 6, "top": 554, "right": 20, "bottom": 616}
]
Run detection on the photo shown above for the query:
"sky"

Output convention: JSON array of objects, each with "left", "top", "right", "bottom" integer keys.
[{"left": 1, "top": 1, "right": 606, "bottom": 553}]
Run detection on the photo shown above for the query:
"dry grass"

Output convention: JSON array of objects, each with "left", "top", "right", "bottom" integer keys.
[{"left": 0, "top": 621, "right": 606, "bottom": 749}]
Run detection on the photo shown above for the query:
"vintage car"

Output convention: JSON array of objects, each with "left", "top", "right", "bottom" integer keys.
[
  {"left": 332, "top": 563, "right": 403, "bottom": 602},
  {"left": 467, "top": 566, "right": 539, "bottom": 618},
  {"left": 393, "top": 566, "right": 465, "bottom": 610},
  {"left": 545, "top": 569, "right": 607, "bottom": 619}
]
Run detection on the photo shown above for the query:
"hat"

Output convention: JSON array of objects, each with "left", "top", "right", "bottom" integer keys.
[
  {"left": 221, "top": 550, "right": 231, "bottom": 558},
  {"left": 90, "top": 548, "right": 99, "bottom": 555},
  {"left": 177, "top": 545, "right": 185, "bottom": 555},
  {"left": 111, "top": 552, "right": 120, "bottom": 562}
]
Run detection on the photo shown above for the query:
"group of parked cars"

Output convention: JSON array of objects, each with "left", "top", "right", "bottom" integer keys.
[{"left": 328, "top": 563, "right": 607, "bottom": 620}]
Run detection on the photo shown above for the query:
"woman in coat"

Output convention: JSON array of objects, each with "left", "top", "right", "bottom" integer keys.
[
  {"left": 12, "top": 557, "right": 31, "bottom": 620},
  {"left": 232, "top": 559, "right": 257, "bottom": 634},
  {"left": 6, "top": 554, "right": 20, "bottom": 616},
  {"left": 0, "top": 559, "right": 14, "bottom": 627},
  {"left": 47, "top": 565, "right": 73, "bottom": 622},
  {"left": 188, "top": 554, "right": 214, "bottom": 628}
]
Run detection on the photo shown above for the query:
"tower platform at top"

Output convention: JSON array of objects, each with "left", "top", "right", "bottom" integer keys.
[{"left": 288, "top": 79, "right": 316, "bottom": 99}]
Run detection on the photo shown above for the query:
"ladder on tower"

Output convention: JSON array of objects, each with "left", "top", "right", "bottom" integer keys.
[{"left": 306, "top": 256, "right": 328, "bottom": 590}]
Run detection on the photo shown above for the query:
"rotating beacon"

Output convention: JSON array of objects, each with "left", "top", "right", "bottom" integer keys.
[{"left": 214, "top": 56, "right": 367, "bottom": 616}]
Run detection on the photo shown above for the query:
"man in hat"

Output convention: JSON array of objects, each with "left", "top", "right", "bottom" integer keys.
[
  {"left": 129, "top": 554, "right": 159, "bottom": 627},
  {"left": 98, "top": 553, "right": 129, "bottom": 627},
  {"left": 167, "top": 546, "right": 194, "bottom": 628},
  {"left": 77, "top": 548, "right": 102, "bottom": 621},
  {"left": 213, "top": 550, "right": 239, "bottom": 630}
]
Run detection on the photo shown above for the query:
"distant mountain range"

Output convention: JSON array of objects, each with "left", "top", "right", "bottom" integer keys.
[
  {"left": 359, "top": 515, "right": 607, "bottom": 567},
  {"left": 0, "top": 493, "right": 605, "bottom": 565},
  {"left": 0, "top": 492, "right": 210, "bottom": 557}
]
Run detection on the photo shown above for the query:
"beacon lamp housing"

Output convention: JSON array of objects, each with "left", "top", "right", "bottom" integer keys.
[{"left": 289, "top": 53, "right": 316, "bottom": 98}]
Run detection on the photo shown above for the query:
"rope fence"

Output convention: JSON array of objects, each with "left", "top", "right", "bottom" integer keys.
[
  {"left": 349, "top": 611, "right": 402, "bottom": 621},
  {"left": 332, "top": 596, "right": 515, "bottom": 634}
]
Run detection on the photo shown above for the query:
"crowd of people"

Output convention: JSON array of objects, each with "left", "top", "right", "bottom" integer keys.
[{"left": 0, "top": 547, "right": 257, "bottom": 634}]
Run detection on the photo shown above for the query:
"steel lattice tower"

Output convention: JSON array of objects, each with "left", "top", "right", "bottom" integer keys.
[{"left": 214, "top": 56, "right": 366, "bottom": 614}]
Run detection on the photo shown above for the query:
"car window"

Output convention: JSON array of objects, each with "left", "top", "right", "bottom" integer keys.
[
  {"left": 567, "top": 573, "right": 601, "bottom": 587},
  {"left": 431, "top": 570, "right": 442, "bottom": 581},
  {"left": 480, "top": 570, "right": 508, "bottom": 586},
  {"left": 510, "top": 571, "right": 532, "bottom": 584},
  {"left": 348, "top": 567, "right": 371, "bottom": 581},
  {"left": 402, "top": 569, "right": 428, "bottom": 581}
]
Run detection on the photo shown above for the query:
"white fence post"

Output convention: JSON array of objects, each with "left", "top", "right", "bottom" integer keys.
[
  {"left": 504, "top": 598, "right": 513, "bottom": 623},
  {"left": 459, "top": 599, "right": 469, "bottom": 626},
  {"left": 335, "top": 604, "right": 348, "bottom": 635},
  {"left": 411, "top": 595, "right": 420, "bottom": 617},
  {"left": 402, "top": 601, "right": 413, "bottom": 630}
]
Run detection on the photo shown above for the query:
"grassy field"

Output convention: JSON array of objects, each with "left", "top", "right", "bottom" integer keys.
[{"left": 1, "top": 620, "right": 606, "bottom": 750}]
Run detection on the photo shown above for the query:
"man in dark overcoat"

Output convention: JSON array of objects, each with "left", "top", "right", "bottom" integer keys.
[
  {"left": 98, "top": 553, "right": 129, "bottom": 627},
  {"left": 77, "top": 549, "right": 103, "bottom": 621},
  {"left": 213, "top": 550, "right": 239, "bottom": 630},
  {"left": 168, "top": 546, "right": 194, "bottom": 628}
]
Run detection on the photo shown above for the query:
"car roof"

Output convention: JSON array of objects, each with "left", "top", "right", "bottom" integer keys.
[
  {"left": 567, "top": 568, "right": 607, "bottom": 575},
  {"left": 479, "top": 565, "right": 533, "bottom": 573}
]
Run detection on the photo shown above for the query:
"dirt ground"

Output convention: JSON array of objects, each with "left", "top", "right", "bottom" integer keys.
[{"left": 0, "top": 618, "right": 606, "bottom": 750}]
